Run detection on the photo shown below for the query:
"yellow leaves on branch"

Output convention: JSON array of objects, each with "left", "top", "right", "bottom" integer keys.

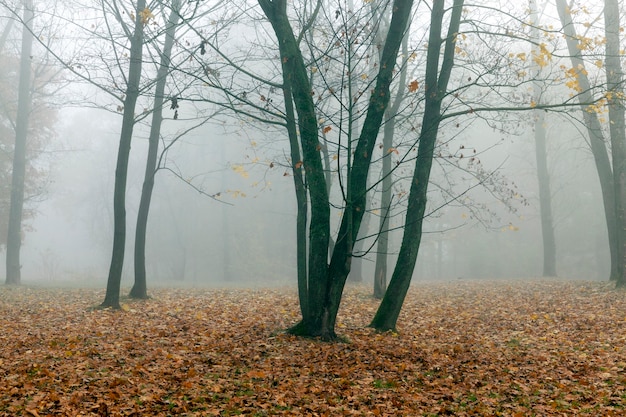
[
  {"left": 139, "top": 8, "right": 154, "bottom": 25},
  {"left": 531, "top": 43, "right": 552, "bottom": 68},
  {"left": 232, "top": 164, "right": 249, "bottom": 179},
  {"left": 510, "top": 52, "right": 527, "bottom": 62},
  {"left": 562, "top": 65, "right": 587, "bottom": 93}
]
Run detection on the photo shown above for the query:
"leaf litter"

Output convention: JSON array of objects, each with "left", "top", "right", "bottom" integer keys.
[{"left": 0, "top": 279, "right": 625, "bottom": 416}]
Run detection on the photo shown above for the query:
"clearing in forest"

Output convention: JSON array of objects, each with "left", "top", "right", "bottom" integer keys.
[{"left": 0, "top": 279, "right": 625, "bottom": 416}]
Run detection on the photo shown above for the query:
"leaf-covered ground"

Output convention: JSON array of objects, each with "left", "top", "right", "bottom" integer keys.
[{"left": 1, "top": 279, "right": 626, "bottom": 416}]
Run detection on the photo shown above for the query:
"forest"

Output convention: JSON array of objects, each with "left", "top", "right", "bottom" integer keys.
[{"left": 1, "top": 0, "right": 626, "bottom": 414}]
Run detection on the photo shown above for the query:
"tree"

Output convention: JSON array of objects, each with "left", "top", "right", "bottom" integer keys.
[
  {"left": 555, "top": 0, "right": 618, "bottom": 282},
  {"left": 373, "top": 27, "right": 409, "bottom": 299},
  {"left": 5, "top": 0, "right": 34, "bottom": 285},
  {"left": 603, "top": 0, "right": 626, "bottom": 287},
  {"left": 101, "top": 0, "right": 148, "bottom": 308},
  {"left": 130, "top": 0, "right": 182, "bottom": 299},
  {"left": 530, "top": 0, "right": 556, "bottom": 277},
  {"left": 259, "top": 0, "right": 413, "bottom": 340},
  {"left": 370, "top": 0, "right": 464, "bottom": 332}
]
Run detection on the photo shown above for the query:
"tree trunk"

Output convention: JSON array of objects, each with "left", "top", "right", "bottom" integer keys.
[
  {"left": 6, "top": 0, "right": 33, "bottom": 286},
  {"left": 130, "top": 2, "right": 180, "bottom": 299},
  {"left": 555, "top": 0, "right": 618, "bottom": 282},
  {"left": 282, "top": 73, "right": 309, "bottom": 320},
  {"left": 530, "top": 0, "right": 557, "bottom": 277},
  {"left": 373, "top": 32, "right": 409, "bottom": 299},
  {"left": 101, "top": 0, "right": 146, "bottom": 308},
  {"left": 533, "top": 109, "right": 557, "bottom": 276},
  {"left": 258, "top": 0, "right": 331, "bottom": 338},
  {"left": 603, "top": 0, "right": 626, "bottom": 287},
  {"left": 371, "top": 0, "right": 464, "bottom": 332}
]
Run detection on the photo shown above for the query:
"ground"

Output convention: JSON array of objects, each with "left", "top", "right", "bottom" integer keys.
[{"left": 0, "top": 279, "right": 625, "bottom": 416}]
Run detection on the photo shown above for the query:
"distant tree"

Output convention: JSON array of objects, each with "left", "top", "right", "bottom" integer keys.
[
  {"left": 373, "top": 23, "right": 410, "bottom": 299},
  {"left": 603, "top": 0, "right": 626, "bottom": 287},
  {"left": 530, "top": 0, "right": 556, "bottom": 277},
  {"left": 555, "top": 0, "right": 618, "bottom": 282},
  {"left": 0, "top": 0, "right": 63, "bottom": 285},
  {"left": 5, "top": 0, "right": 34, "bottom": 285}
]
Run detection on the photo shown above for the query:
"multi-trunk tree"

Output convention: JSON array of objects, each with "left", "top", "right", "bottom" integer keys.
[
  {"left": 259, "top": 0, "right": 413, "bottom": 339},
  {"left": 101, "top": 0, "right": 148, "bottom": 308},
  {"left": 130, "top": 0, "right": 182, "bottom": 299}
]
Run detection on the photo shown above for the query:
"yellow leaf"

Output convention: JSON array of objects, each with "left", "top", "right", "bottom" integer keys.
[
  {"left": 139, "top": 8, "right": 154, "bottom": 25},
  {"left": 232, "top": 164, "right": 249, "bottom": 178},
  {"left": 595, "top": 60, "right": 603, "bottom": 68}
]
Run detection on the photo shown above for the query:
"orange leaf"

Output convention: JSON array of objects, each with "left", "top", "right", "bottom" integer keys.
[
  {"left": 322, "top": 126, "right": 332, "bottom": 134},
  {"left": 408, "top": 80, "right": 419, "bottom": 92}
]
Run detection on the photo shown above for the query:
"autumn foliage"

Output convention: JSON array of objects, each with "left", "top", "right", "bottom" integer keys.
[{"left": 1, "top": 280, "right": 626, "bottom": 416}]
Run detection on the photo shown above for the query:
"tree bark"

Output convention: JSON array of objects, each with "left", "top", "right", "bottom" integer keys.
[
  {"left": 130, "top": 2, "right": 180, "bottom": 299},
  {"left": 259, "top": 0, "right": 413, "bottom": 339},
  {"left": 102, "top": 0, "right": 146, "bottom": 308},
  {"left": 374, "top": 32, "right": 409, "bottom": 299},
  {"left": 258, "top": 0, "right": 331, "bottom": 338},
  {"left": 555, "top": 0, "right": 618, "bottom": 282},
  {"left": 371, "top": 0, "right": 464, "bottom": 332},
  {"left": 530, "top": 0, "right": 557, "bottom": 277},
  {"left": 603, "top": 0, "right": 626, "bottom": 287},
  {"left": 282, "top": 72, "right": 309, "bottom": 320},
  {"left": 6, "top": 0, "right": 34, "bottom": 286}
]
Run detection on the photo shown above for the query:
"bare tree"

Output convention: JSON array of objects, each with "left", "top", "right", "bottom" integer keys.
[
  {"left": 101, "top": 0, "right": 148, "bottom": 308},
  {"left": 555, "top": 0, "right": 617, "bottom": 282},
  {"left": 371, "top": 0, "right": 464, "bottom": 332},
  {"left": 5, "top": 0, "right": 33, "bottom": 285},
  {"left": 603, "top": 0, "right": 626, "bottom": 287},
  {"left": 259, "top": 0, "right": 413, "bottom": 339}
]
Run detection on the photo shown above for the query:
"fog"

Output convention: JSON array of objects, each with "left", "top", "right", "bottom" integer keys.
[
  {"left": 10, "top": 100, "right": 608, "bottom": 288},
  {"left": 1, "top": 0, "right": 613, "bottom": 290}
]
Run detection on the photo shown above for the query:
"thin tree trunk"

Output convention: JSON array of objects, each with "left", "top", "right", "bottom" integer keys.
[
  {"left": 282, "top": 75, "right": 309, "bottom": 319},
  {"left": 130, "top": 2, "right": 180, "bottom": 299},
  {"left": 530, "top": 0, "right": 556, "bottom": 277},
  {"left": 371, "top": 0, "right": 464, "bottom": 332},
  {"left": 604, "top": 0, "right": 626, "bottom": 287},
  {"left": 555, "top": 0, "right": 618, "bottom": 282},
  {"left": 373, "top": 32, "right": 409, "bottom": 298},
  {"left": 6, "top": 0, "right": 33, "bottom": 286},
  {"left": 101, "top": 0, "right": 146, "bottom": 308}
]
